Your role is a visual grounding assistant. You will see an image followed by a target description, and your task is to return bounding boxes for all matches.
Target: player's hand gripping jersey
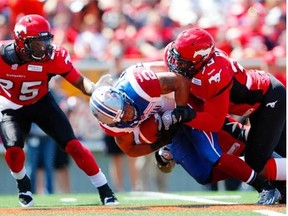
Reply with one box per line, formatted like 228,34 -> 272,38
98,65 -> 175,140
0,41 -> 81,108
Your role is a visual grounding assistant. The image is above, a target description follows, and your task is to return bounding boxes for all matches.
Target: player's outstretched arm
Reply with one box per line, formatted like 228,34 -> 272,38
70,75 -> 95,96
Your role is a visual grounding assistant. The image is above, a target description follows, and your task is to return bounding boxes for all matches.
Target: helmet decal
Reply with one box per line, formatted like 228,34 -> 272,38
14,23 -> 27,36
193,47 -> 213,59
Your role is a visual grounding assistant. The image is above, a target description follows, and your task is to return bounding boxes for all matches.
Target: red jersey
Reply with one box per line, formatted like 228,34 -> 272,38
0,41 -> 81,106
185,49 -> 271,132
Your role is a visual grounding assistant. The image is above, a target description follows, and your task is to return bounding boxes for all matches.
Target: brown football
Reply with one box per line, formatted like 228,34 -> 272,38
139,115 -> 158,144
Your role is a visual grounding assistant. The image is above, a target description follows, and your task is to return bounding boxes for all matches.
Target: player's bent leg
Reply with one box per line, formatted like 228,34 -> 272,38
65,139 -> 119,205
5,147 -> 34,207
214,153 -> 281,205
65,139 -> 100,175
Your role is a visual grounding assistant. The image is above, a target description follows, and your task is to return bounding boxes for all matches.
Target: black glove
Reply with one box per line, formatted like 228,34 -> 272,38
151,122 -> 182,151
158,105 -> 195,131
172,105 -> 196,123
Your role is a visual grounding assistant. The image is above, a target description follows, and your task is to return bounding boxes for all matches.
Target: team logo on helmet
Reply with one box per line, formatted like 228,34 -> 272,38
193,47 -> 213,59
14,24 -> 27,35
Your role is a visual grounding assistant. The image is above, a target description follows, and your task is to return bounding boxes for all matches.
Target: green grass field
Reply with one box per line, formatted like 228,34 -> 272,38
0,191 -> 286,216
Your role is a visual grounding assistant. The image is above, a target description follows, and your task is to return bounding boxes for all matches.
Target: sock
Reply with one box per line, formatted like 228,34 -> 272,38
266,158 -> 286,181
98,183 -> 113,198
65,139 -> 99,176
16,174 -> 32,192
249,174 -> 273,193
89,169 -> 108,188
11,167 -> 27,180
214,153 -> 255,183
5,146 -> 25,173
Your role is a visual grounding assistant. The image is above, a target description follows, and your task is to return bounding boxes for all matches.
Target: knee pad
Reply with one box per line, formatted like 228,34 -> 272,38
5,146 -> 25,172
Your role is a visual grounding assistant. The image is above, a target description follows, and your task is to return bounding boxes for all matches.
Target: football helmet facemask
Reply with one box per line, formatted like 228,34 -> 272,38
90,86 -> 141,128
13,14 -> 54,62
165,28 -> 215,78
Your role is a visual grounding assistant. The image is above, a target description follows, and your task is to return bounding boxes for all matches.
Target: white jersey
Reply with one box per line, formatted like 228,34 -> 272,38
99,65 -> 175,141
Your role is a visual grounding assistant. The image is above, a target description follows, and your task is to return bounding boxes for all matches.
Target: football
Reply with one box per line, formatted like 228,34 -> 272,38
139,115 -> 158,144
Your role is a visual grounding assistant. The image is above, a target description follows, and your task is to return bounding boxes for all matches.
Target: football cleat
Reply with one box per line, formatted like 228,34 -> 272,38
17,175 -> 34,207
98,183 -> 120,206
18,191 -> 34,207
101,194 -> 120,206
273,181 -> 286,204
155,146 -> 175,173
257,187 -> 281,205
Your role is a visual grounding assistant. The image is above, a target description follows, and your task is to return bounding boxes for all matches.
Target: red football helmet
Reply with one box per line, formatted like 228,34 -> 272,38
165,28 -> 215,78
13,14 -> 54,62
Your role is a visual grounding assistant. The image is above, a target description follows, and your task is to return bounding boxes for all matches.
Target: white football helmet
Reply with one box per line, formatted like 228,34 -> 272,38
90,86 -> 141,128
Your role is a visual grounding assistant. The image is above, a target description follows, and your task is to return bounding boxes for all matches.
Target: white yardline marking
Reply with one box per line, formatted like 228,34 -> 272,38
60,197 -> 78,202
254,210 -> 286,216
202,195 -> 241,199
129,191 -> 237,204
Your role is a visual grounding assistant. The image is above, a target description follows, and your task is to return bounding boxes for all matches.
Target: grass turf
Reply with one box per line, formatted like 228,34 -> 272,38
0,191 -> 286,216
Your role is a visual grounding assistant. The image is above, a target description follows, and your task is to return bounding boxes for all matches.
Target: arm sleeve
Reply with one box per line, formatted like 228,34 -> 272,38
186,86 -> 231,132
62,66 -> 81,84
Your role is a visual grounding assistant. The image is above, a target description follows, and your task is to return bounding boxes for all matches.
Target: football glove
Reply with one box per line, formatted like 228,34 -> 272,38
157,105 -> 195,131
93,74 -> 114,90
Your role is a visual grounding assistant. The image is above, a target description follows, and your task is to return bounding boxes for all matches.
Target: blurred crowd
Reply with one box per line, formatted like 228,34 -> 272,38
0,0 -> 286,64
0,0 -> 285,143
0,0 -> 285,194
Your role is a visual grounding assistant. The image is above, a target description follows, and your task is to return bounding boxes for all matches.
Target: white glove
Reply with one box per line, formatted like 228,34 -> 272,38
159,111 -> 178,130
94,74 -> 114,89
154,113 -> 162,131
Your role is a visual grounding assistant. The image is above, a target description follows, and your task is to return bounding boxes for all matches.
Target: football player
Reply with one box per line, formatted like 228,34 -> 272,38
0,14 -> 119,207
90,64 -> 282,205
162,28 -> 286,203
90,63 -> 194,156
